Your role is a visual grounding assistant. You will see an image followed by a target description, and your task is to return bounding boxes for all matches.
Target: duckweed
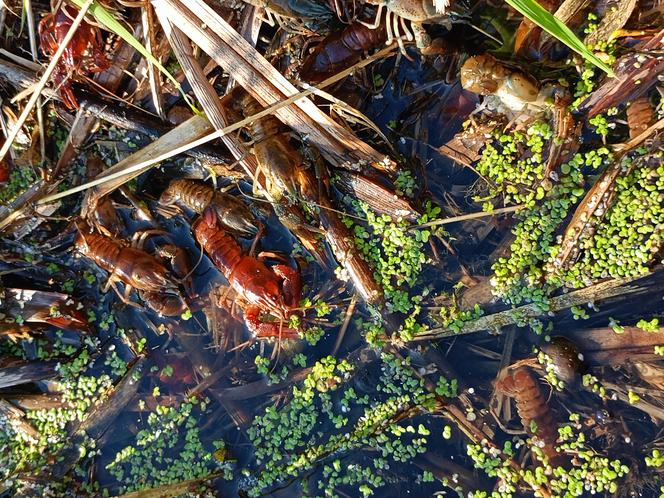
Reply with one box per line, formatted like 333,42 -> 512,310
244,353 -> 442,496
469,414 -> 629,497
563,151 -> 664,287
0,166 -> 37,205
106,397 -> 231,493
475,121 -> 553,207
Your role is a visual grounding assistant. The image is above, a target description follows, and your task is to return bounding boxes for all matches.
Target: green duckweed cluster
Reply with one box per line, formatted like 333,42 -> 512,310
106,396 -> 231,494
476,89 -> 662,315
646,449 -> 664,468
571,14 -> 617,109
0,165 -> 37,205
536,349 -> 565,390
468,413 -> 629,497
638,317 -> 661,332
475,121 -> 554,208
490,148 -> 611,307
394,170 -> 417,198
349,200 -> 436,314
245,353 -> 446,497
467,441 -> 520,497
437,295 -> 485,333
551,414 -> 629,495
562,150 -> 664,287
0,346 -> 113,490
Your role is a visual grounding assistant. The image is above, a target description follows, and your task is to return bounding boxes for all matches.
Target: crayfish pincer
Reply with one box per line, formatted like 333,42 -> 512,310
193,207 -> 302,339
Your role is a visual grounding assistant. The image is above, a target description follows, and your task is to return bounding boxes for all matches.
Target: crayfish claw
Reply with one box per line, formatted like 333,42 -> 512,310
244,306 -> 300,339
271,264 -> 302,307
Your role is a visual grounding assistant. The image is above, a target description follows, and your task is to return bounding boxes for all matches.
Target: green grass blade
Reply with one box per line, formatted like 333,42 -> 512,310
505,0 -> 615,76
68,0 -> 197,110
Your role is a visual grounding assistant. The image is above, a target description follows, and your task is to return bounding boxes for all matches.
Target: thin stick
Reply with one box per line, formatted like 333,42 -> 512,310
36,44 -> 396,206
331,295 -> 357,356
142,0 -> 165,119
409,205 -> 524,230
23,0 -> 46,165
612,117 -> 664,153
0,3 -> 6,40
0,49 -> 44,71
0,98 -> 17,161
0,0 -> 94,164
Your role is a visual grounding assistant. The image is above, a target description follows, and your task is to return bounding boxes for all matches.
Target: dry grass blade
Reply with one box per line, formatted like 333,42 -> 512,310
626,95 -> 655,139
77,115 -> 213,218
335,171 -> 420,221
549,0 -> 590,29
23,0 -> 46,164
583,0 -> 637,47
35,45 -> 396,208
414,273 -> 657,339
158,10 -> 341,271
155,9 -> 258,175
153,0 -> 395,171
411,205 -> 524,229
0,0 -> 94,163
543,99 -> 580,177
110,474 -> 222,498
613,117 -> 664,153
142,0 -> 166,119
0,58 -> 58,101
565,326 -> 664,365
0,399 -> 39,440
297,82 -> 395,155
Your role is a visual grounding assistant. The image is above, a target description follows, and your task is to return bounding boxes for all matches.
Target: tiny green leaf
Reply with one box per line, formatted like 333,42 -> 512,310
504,0 -> 615,76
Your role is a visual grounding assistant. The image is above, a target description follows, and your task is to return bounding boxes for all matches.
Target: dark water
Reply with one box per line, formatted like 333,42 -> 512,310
2,17 -> 664,498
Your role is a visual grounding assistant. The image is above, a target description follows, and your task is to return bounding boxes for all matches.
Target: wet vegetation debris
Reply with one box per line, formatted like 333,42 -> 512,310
0,0 -> 663,496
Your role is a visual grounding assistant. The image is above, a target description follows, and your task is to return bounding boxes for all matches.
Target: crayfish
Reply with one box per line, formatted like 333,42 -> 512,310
460,54 -> 540,112
39,5 -> 109,109
360,0 -> 451,55
233,91 -> 318,205
300,20 -> 387,82
75,228 -> 188,316
496,365 -> 569,467
193,207 -> 301,339
159,179 -> 260,238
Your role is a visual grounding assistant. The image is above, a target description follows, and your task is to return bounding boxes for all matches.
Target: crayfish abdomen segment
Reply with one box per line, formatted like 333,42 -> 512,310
193,209 -> 245,279
75,232 -> 122,274
160,179 -> 260,237
159,179 -> 215,213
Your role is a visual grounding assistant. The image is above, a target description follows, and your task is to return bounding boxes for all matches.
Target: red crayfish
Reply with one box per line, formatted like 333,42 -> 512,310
193,207 -> 301,339
496,366 -> 569,467
39,5 -> 109,109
